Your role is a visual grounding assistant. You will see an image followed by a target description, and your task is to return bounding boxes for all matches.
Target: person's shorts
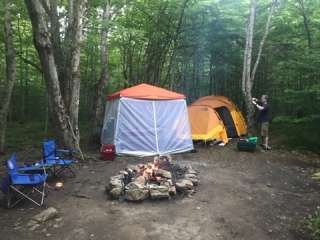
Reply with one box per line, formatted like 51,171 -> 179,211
261,122 -> 269,137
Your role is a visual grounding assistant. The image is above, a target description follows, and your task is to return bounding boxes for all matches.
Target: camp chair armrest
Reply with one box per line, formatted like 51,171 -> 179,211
11,173 -> 37,177
56,149 -> 72,154
56,148 -> 74,158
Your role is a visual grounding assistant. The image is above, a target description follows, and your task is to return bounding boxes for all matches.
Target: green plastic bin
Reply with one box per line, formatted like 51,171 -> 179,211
237,136 -> 257,152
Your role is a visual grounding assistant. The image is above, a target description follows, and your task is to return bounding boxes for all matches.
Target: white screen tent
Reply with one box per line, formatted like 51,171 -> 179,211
101,84 -> 194,157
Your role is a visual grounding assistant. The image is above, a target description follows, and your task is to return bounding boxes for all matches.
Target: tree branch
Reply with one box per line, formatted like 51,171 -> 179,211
250,0 -> 277,84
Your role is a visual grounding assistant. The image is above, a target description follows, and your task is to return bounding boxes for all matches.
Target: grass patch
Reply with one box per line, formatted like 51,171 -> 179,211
301,211 -> 320,240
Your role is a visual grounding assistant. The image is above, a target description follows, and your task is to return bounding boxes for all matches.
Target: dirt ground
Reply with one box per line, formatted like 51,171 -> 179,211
1,142 -> 320,240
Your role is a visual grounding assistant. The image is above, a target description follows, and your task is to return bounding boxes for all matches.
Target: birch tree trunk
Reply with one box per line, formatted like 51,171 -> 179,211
242,0 -> 256,131
24,0 -> 85,157
64,0 -> 87,140
92,0 -> 110,141
0,0 -> 16,153
242,0 -> 276,132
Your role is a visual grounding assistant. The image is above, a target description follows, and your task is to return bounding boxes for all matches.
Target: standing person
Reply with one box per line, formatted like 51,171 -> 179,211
252,95 -> 271,150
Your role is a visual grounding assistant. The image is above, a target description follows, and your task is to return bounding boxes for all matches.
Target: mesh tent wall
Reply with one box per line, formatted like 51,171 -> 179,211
188,96 -> 247,142
101,84 -> 194,156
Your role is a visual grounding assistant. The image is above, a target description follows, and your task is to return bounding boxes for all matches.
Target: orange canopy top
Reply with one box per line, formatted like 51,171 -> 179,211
107,83 -> 185,100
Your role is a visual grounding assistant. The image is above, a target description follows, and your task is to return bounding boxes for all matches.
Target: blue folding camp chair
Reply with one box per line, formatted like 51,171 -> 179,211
1,154 -> 47,208
42,140 -> 76,177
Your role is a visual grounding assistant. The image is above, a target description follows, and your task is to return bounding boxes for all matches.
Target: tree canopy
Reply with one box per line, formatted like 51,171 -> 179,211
0,0 -> 320,151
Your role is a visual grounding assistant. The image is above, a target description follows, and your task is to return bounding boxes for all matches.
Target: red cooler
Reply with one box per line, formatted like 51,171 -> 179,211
100,144 -> 116,161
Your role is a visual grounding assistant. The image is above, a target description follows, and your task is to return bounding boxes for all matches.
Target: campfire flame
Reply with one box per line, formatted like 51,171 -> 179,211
137,155 -> 171,182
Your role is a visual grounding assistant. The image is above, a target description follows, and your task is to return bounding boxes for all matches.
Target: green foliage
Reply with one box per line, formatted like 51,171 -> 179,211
271,121 -> 320,153
304,211 -> 320,240
273,115 -> 320,124
1,0 -> 320,152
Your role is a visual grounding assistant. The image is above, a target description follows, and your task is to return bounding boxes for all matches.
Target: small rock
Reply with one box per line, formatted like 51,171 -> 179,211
184,174 -> 199,186
32,207 -> 58,223
279,215 -> 287,220
109,187 -> 123,199
154,169 -> 172,179
29,223 -> 41,231
46,233 -> 51,237
55,217 -> 63,222
109,175 -> 124,189
266,183 -> 272,188
196,206 -> 201,210
125,182 -> 149,201
14,222 -> 20,227
168,185 -> 176,195
175,179 -> 194,192
149,184 -> 170,199
27,220 -> 37,227
134,176 -> 146,185
53,224 -> 59,228
186,168 -> 197,175
119,170 -> 128,176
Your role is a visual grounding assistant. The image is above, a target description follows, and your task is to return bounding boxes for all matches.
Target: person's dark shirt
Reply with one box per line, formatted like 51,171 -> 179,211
257,103 -> 270,123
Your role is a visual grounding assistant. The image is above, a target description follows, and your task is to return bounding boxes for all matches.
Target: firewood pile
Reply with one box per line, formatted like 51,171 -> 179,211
106,155 -> 199,201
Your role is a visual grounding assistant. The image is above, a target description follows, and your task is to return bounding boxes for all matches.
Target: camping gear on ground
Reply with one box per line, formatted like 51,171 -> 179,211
188,96 -> 247,144
1,154 -> 47,208
101,83 -> 194,157
41,140 -> 75,177
100,144 -> 116,161
237,136 -> 257,152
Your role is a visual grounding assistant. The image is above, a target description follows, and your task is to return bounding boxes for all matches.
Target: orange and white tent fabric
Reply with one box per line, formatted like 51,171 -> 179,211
188,96 -> 247,143
102,84 -> 193,156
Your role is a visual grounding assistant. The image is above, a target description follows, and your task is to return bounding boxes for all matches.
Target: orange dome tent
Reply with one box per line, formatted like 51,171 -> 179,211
188,96 -> 247,143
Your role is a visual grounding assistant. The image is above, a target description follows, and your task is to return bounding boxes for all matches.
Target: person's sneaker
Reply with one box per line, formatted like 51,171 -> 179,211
261,144 -> 271,150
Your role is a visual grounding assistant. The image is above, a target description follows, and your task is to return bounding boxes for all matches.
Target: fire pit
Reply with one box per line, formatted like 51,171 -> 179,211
107,155 -> 199,201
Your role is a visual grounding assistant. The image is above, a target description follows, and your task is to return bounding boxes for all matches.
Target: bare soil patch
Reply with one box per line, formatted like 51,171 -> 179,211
0,142 -> 320,240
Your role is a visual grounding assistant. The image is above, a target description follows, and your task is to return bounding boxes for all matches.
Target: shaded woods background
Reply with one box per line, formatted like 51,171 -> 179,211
0,0 -> 319,151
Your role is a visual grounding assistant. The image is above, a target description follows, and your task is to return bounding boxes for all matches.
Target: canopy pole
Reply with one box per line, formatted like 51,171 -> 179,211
114,99 -> 122,150
152,101 -> 160,154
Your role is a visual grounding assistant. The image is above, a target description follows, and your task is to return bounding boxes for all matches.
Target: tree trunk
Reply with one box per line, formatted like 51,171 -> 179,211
251,0 -> 276,83
165,0 -> 189,89
242,0 -> 276,132
297,0 -> 312,49
64,0 -> 87,140
242,0 -> 256,131
24,0 -> 83,157
92,0 -> 110,141
0,0 -> 16,153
